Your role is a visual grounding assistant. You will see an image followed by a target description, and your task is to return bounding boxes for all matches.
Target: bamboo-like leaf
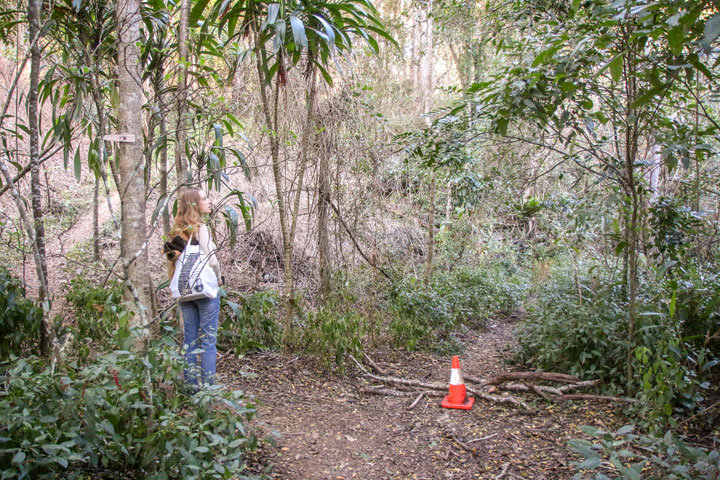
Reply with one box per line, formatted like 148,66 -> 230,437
73,148 -> 81,181
190,0 -> 211,27
290,15 -> 307,48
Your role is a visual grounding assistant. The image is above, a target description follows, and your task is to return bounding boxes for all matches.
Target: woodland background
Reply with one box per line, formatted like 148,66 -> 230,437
0,0 -> 719,477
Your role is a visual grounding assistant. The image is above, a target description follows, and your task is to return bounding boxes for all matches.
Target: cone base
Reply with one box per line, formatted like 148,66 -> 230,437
441,395 -> 475,410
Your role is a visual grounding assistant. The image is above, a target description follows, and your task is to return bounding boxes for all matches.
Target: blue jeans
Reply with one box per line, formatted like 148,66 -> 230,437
180,296 -> 220,387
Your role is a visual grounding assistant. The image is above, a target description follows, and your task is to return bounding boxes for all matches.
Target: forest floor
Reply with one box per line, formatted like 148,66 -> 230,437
223,320 -> 626,480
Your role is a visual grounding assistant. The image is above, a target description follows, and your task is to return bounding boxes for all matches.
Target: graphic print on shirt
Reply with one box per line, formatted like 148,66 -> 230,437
178,252 -> 200,294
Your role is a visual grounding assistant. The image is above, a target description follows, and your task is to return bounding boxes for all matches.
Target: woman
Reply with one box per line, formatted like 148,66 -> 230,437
167,188 -> 222,387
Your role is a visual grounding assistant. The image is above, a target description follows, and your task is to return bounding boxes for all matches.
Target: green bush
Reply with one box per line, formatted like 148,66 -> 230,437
571,424 -> 719,479
299,301 -> 366,370
515,258 -> 717,428
388,266 -> 524,351
66,277 -> 129,357
514,269 -> 629,386
220,290 -> 281,353
0,268 -> 42,358
0,331 -> 258,480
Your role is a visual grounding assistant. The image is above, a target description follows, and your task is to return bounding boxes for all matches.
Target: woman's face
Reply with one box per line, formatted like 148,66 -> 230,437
197,191 -> 211,214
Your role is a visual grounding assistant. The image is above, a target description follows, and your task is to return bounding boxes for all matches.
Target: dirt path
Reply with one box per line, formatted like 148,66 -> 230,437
22,190 -> 119,317
223,321 -> 623,479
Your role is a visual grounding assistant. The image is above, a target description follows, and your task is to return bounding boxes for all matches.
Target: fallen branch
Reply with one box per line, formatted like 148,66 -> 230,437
350,355 -> 530,410
359,387 -> 441,398
478,372 -> 582,387
500,379 -> 602,396
363,352 -> 388,376
551,393 -> 637,404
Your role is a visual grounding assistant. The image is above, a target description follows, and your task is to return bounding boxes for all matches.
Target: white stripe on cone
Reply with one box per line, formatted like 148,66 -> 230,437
449,368 -> 463,385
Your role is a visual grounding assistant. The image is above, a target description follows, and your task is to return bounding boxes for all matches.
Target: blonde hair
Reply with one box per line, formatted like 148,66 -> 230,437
171,188 -> 204,239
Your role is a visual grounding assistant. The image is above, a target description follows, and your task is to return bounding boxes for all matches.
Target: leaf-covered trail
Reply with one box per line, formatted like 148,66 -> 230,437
222,320 -> 623,479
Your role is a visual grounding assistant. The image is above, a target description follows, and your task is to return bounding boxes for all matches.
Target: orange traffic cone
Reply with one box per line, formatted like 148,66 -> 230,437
441,355 -> 475,410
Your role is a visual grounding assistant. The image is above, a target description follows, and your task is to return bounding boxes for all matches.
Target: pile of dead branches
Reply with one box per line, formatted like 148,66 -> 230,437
351,355 -> 636,412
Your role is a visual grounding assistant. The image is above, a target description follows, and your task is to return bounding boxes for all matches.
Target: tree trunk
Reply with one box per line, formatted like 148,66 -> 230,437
93,176 -> 101,260
318,142 -> 331,297
623,38 -> 640,392
424,171 -> 436,285
116,0 -> 151,326
158,86 -> 170,235
175,0 -> 190,189
29,0 -> 51,356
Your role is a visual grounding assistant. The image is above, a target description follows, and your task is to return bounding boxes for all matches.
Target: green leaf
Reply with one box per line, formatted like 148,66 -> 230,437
532,43 -> 562,67
189,0 -> 211,27
615,424 -> 634,435
496,117 -> 508,136
609,54 -> 623,82
576,457 -> 601,469
315,62 -> 333,87
669,290 -> 676,318
11,451 -> 26,464
630,84 -> 667,109
73,148 -> 81,181
290,15 -> 307,49
667,26 -> 684,56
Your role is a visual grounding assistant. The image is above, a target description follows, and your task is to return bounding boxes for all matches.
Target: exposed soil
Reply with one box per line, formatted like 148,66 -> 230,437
222,320 -> 625,480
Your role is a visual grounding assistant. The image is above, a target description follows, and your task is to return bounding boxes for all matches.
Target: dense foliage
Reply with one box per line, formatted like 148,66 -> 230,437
0,334 -> 257,480
0,268 -> 42,358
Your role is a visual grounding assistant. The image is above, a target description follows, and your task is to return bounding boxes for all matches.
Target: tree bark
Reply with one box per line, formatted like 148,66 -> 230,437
424,171 -> 436,285
93,176 -> 101,260
29,0 -> 51,356
318,134 -> 331,297
175,0 -> 190,190
116,0 -> 151,326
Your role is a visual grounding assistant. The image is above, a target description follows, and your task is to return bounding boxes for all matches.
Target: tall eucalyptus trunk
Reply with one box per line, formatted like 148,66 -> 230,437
175,0 -> 190,189
29,0 -> 51,355
116,0 -> 151,326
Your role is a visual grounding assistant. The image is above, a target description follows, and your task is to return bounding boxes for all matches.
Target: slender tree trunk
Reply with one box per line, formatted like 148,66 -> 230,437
252,21 -> 292,312
175,0 -> 190,189
93,176 -> 101,260
422,0 -> 435,285
29,0 -> 51,356
158,84 -> 170,235
116,0 -> 151,326
289,63 -> 318,266
624,37 -> 640,391
318,143 -> 331,297
424,171 -> 436,285
89,68 -> 119,229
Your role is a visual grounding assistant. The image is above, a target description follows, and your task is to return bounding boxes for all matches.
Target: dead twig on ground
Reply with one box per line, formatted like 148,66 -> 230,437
408,392 -> 425,410
467,433 -> 498,443
363,352 -> 388,375
495,463 -> 510,479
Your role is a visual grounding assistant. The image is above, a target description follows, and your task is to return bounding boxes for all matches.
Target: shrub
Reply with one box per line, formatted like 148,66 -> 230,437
571,424 -> 720,479
388,266 -> 524,351
514,268 -> 629,386
0,331 -> 258,480
66,277 -> 129,358
0,267 -> 42,358
220,290 -> 281,353
515,257 -> 718,428
299,301 -> 366,370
